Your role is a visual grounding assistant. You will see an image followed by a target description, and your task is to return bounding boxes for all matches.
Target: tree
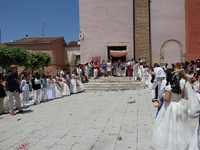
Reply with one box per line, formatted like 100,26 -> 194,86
27,51 -> 51,70
10,47 -> 29,67
0,46 -> 51,71
24,51 -> 51,70
0,46 -> 12,69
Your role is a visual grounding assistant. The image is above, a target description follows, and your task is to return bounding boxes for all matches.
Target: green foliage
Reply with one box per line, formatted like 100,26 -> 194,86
0,46 -> 51,70
10,47 -> 29,66
0,46 -> 12,69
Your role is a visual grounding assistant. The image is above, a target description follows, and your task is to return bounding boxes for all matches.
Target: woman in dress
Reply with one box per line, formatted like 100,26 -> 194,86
112,60 -> 117,76
126,59 -> 131,77
137,62 -> 143,81
52,75 -> 62,98
93,61 -> 99,79
121,61 -> 126,77
61,75 -> 70,96
44,75 -> 55,101
87,62 -> 93,79
150,70 -> 192,150
116,59 -> 122,76
100,60 -> 107,77
106,60 -> 112,77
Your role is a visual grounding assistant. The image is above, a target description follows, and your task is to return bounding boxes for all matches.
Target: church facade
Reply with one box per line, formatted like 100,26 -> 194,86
79,0 -> 200,66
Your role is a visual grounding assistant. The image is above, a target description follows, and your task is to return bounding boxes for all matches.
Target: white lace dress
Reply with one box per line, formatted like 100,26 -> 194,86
150,82 -> 192,150
70,74 -> 78,94
76,77 -> 85,93
44,78 -> 55,100
116,63 -> 122,76
188,92 -> 200,150
61,78 -> 70,96
53,79 -> 62,98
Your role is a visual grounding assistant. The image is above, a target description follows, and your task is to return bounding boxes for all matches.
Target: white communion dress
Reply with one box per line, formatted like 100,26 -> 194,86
188,93 -> 200,150
76,76 -> 85,93
70,74 -> 85,93
53,79 -> 62,98
61,78 -> 70,96
44,78 -> 55,100
70,74 -> 78,94
150,80 -> 192,150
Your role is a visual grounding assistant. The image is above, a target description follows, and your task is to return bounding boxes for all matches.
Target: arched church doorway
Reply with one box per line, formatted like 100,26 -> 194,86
160,39 -> 184,67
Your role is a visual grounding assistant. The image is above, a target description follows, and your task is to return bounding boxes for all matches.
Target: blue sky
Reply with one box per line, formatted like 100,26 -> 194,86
0,0 -> 79,43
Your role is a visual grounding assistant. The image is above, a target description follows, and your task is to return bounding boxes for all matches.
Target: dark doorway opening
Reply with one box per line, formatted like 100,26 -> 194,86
107,46 -> 127,63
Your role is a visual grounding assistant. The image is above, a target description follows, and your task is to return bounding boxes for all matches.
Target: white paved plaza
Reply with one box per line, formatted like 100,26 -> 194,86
0,89 -> 197,150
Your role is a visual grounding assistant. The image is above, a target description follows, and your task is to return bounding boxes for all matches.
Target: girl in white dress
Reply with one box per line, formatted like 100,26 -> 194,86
61,75 -> 70,96
70,72 -> 78,94
188,92 -> 200,150
76,76 -> 85,93
150,70 -> 192,150
188,70 -> 200,150
52,75 -> 62,98
44,76 -> 55,100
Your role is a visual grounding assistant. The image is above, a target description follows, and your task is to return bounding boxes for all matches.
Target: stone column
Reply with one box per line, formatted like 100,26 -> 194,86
134,0 -> 151,64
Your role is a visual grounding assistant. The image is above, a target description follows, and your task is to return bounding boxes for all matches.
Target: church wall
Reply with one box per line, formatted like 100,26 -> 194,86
150,0 -> 185,66
79,0 -> 134,64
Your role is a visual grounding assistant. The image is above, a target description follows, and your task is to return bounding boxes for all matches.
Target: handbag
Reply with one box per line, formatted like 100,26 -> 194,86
198,114 -> 200,149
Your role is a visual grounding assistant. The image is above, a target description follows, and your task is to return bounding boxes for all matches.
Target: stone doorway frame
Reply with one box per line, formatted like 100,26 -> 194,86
160,39 -> 184,66
104,42 -> 130,61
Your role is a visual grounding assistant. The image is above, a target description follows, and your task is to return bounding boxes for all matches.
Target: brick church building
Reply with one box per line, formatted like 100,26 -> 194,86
79,0 -> 200,66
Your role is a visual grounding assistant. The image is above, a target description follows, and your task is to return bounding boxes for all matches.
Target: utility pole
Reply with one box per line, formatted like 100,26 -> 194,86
42,19 -> 45,36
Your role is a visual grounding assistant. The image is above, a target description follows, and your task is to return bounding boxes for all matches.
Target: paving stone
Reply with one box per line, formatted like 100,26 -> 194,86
49,144 -> 71,150
92,142 -> 115,150
121,125 -> 137,134
77,134 -> 98,145
97,133 -> 118,143
115,141 -> 137,150
36,136 -> 60,147
56,135 -> 79,146
71,143 -> 94,150
118,132 -> 137,142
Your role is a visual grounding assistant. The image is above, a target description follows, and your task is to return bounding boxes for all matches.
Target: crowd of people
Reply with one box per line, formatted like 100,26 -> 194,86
0,65 -> 85,116
82,58 -> 146,79
146,59 -> 200,150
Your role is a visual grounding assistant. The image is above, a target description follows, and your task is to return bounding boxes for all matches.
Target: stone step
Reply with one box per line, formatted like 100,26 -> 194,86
86,80 -> 137,83
84,86 -> 145,92
83,77 -> 146,92
84,84 -> 146,88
